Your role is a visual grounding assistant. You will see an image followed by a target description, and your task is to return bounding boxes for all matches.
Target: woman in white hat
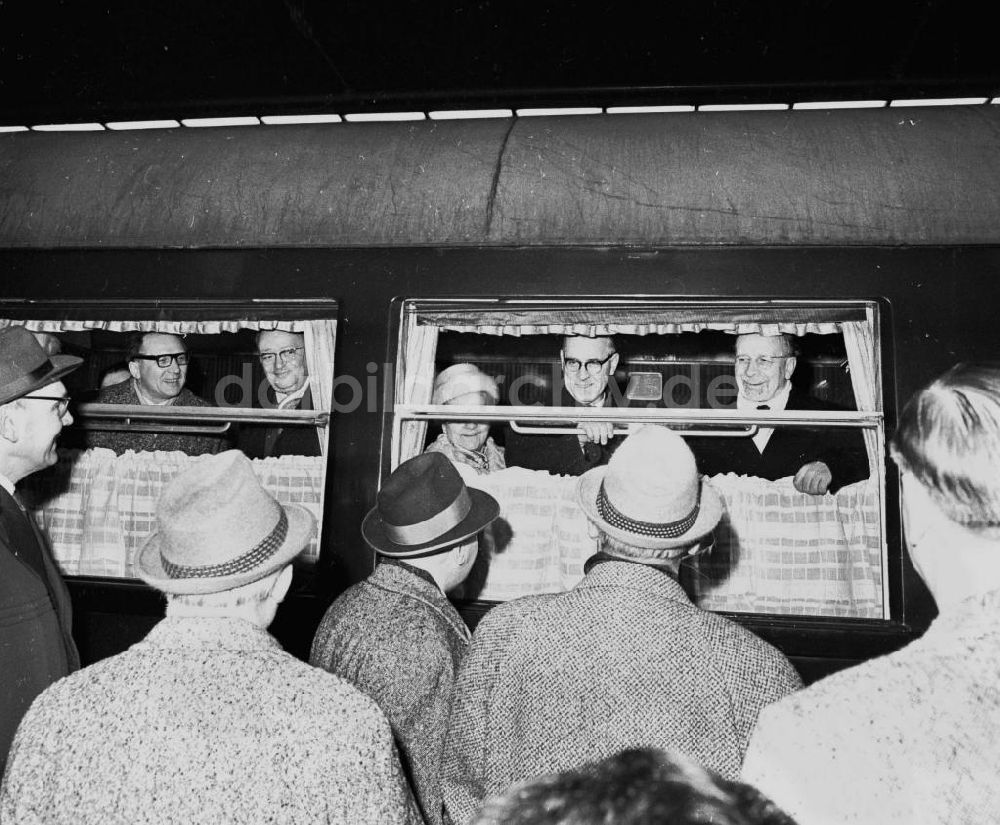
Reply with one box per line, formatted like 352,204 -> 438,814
425,363 -> 506,475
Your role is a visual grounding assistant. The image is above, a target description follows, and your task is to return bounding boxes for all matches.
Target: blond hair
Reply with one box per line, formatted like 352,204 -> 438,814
891,362 -> 1000,534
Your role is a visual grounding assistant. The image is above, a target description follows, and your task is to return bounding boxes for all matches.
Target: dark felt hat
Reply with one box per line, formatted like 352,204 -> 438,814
362,452 -> 500,557
0,326 -> 82,406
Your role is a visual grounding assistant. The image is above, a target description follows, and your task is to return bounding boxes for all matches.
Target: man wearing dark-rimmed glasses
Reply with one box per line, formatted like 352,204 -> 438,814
505,334 -> 625,476
89,332 -> 222,456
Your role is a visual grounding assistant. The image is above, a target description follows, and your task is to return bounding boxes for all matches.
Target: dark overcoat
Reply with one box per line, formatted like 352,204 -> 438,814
0,484 -> 78,774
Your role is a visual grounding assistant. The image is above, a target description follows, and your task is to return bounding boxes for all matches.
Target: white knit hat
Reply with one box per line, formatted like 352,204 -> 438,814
577,426 -> 722,559
432,363 -> 499,405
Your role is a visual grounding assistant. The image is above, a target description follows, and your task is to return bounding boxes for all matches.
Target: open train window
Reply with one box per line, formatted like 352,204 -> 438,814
388,298 -> 888,621
4,302 -> 336,581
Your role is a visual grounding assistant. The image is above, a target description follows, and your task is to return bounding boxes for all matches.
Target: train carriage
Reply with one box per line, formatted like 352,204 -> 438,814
2,103 -> 999,678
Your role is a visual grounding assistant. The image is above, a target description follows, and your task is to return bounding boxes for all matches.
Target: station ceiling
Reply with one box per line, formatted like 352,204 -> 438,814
0,0 -> 996,125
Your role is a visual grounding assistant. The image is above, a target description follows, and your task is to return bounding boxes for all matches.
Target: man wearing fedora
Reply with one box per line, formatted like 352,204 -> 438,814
310,452 -> 499,825
0,325 -> 82,773
441,426 -> 802,825
1,451 -> 422,825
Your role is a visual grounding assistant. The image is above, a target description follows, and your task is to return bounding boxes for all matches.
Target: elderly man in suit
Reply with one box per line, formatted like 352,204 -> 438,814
240,329 -> 322,458
441,426 -> 802,825
0,326 -> 81,773
505,334 -> 625,476
1,451 -> 421,825
742,362 -> 1000,824
311,452 -> 500,825
693,332 -> 869,495
88,331 -> 223,455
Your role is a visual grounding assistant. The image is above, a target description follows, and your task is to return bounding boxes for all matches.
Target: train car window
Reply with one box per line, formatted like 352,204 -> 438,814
4,311 -> 336,581
389,298 -> 887,621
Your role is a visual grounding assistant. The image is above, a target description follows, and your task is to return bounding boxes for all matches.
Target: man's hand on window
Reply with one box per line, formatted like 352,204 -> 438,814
794,461 -> 833,495
577,421 -> 615,446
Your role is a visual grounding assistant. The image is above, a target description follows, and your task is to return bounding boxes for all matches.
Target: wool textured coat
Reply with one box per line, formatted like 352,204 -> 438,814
310,562 -> 471,825
87,380 -> 224,455
0,616 -> 423,825
689,388 -> 870,493
440,560 -> 803,825
742,587 -> 1000,825
0,486 -> 78,774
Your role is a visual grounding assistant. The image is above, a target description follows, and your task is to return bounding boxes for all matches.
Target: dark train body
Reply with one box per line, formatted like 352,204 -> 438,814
2,104 -> 999,680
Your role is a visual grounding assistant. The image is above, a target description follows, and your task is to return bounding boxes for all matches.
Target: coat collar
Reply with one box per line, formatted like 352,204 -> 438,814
369,561 -> 470,641
574,558 -> 693,605
144,616 -> 283,653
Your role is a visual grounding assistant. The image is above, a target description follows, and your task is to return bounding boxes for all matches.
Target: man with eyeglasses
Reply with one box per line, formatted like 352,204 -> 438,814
89,332 -> 223,456
240,330 -> 321,458
693,332 -> 868,495
505,335 -> 625,476
0,326 -> 82,772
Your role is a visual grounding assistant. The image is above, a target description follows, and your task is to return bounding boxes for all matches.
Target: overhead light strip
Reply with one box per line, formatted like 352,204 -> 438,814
889,97 -> 989,107
792,100 -> 887,110
344,112 -> 425,122
515,107 -> 603,117
181,116 -> 260,127
105,120 -> 181,130
0,125 -> 30,133
261,114 -> 342,124
31,123 -> 105,132
606,105 -> 695,114
698,103 -> 789,112
429,109 -> 513,120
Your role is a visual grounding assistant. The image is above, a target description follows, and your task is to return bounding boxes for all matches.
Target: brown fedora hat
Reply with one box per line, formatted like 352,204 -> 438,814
0,326 -> 82,406
137,450 -> 316,595
362,452 -> 499,557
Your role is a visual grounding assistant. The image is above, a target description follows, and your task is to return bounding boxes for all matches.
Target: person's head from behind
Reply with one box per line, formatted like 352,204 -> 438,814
561,335 -> 619,406
137,450 -> 316,627
577,425 -> 722,573
432,364 -> 500,455
734,333 -> 797,405
127,332 -> 189,403
362,451 -> 500,593
0,326 -> 81,482
257,330 -> 308,396
890,362 -> 1000,602
472,748 -> 798,825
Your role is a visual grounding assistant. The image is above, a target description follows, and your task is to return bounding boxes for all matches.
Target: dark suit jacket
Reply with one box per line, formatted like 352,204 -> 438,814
504,387 -> 626,476
0,485 -> 78,772
239,386 -> 322,459
689,388 -> 870,493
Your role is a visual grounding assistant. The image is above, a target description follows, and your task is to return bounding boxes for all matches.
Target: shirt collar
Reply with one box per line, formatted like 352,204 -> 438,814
275,383 -> 309,409
0,472 -> 15,497
737,381 -> 792,412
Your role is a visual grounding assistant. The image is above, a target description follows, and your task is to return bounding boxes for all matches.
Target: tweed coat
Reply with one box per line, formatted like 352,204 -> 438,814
310,562 -> 471,825
87,380 -> 224,455
689,389 -> 870,493
0,486 -> 78,774
742,587 -> 1000,825
440,560 -> 802,825
0,616 -> 423,825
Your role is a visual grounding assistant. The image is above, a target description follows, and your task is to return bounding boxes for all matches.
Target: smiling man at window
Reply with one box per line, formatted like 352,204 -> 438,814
692,333 -> 869,495
88,332 -> 223,456
239,330 -> 321,458
504,335 -> 625,476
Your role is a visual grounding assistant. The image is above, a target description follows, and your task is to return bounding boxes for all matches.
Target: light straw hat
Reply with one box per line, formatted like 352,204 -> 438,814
432,363 -> 499,405
137,451 -> 316,595
577,426 -> 722,560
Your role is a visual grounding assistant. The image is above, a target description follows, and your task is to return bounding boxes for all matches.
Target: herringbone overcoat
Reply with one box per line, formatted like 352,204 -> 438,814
440,560 -> 802,825
311,562 -> 470,825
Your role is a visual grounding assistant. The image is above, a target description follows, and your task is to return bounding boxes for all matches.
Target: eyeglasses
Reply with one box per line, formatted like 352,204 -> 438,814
563,353 -> 616,376
23,395 -> 71,417
259,346 -> 305,366
735,355 -> 790,370
133,352 -> 190,368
